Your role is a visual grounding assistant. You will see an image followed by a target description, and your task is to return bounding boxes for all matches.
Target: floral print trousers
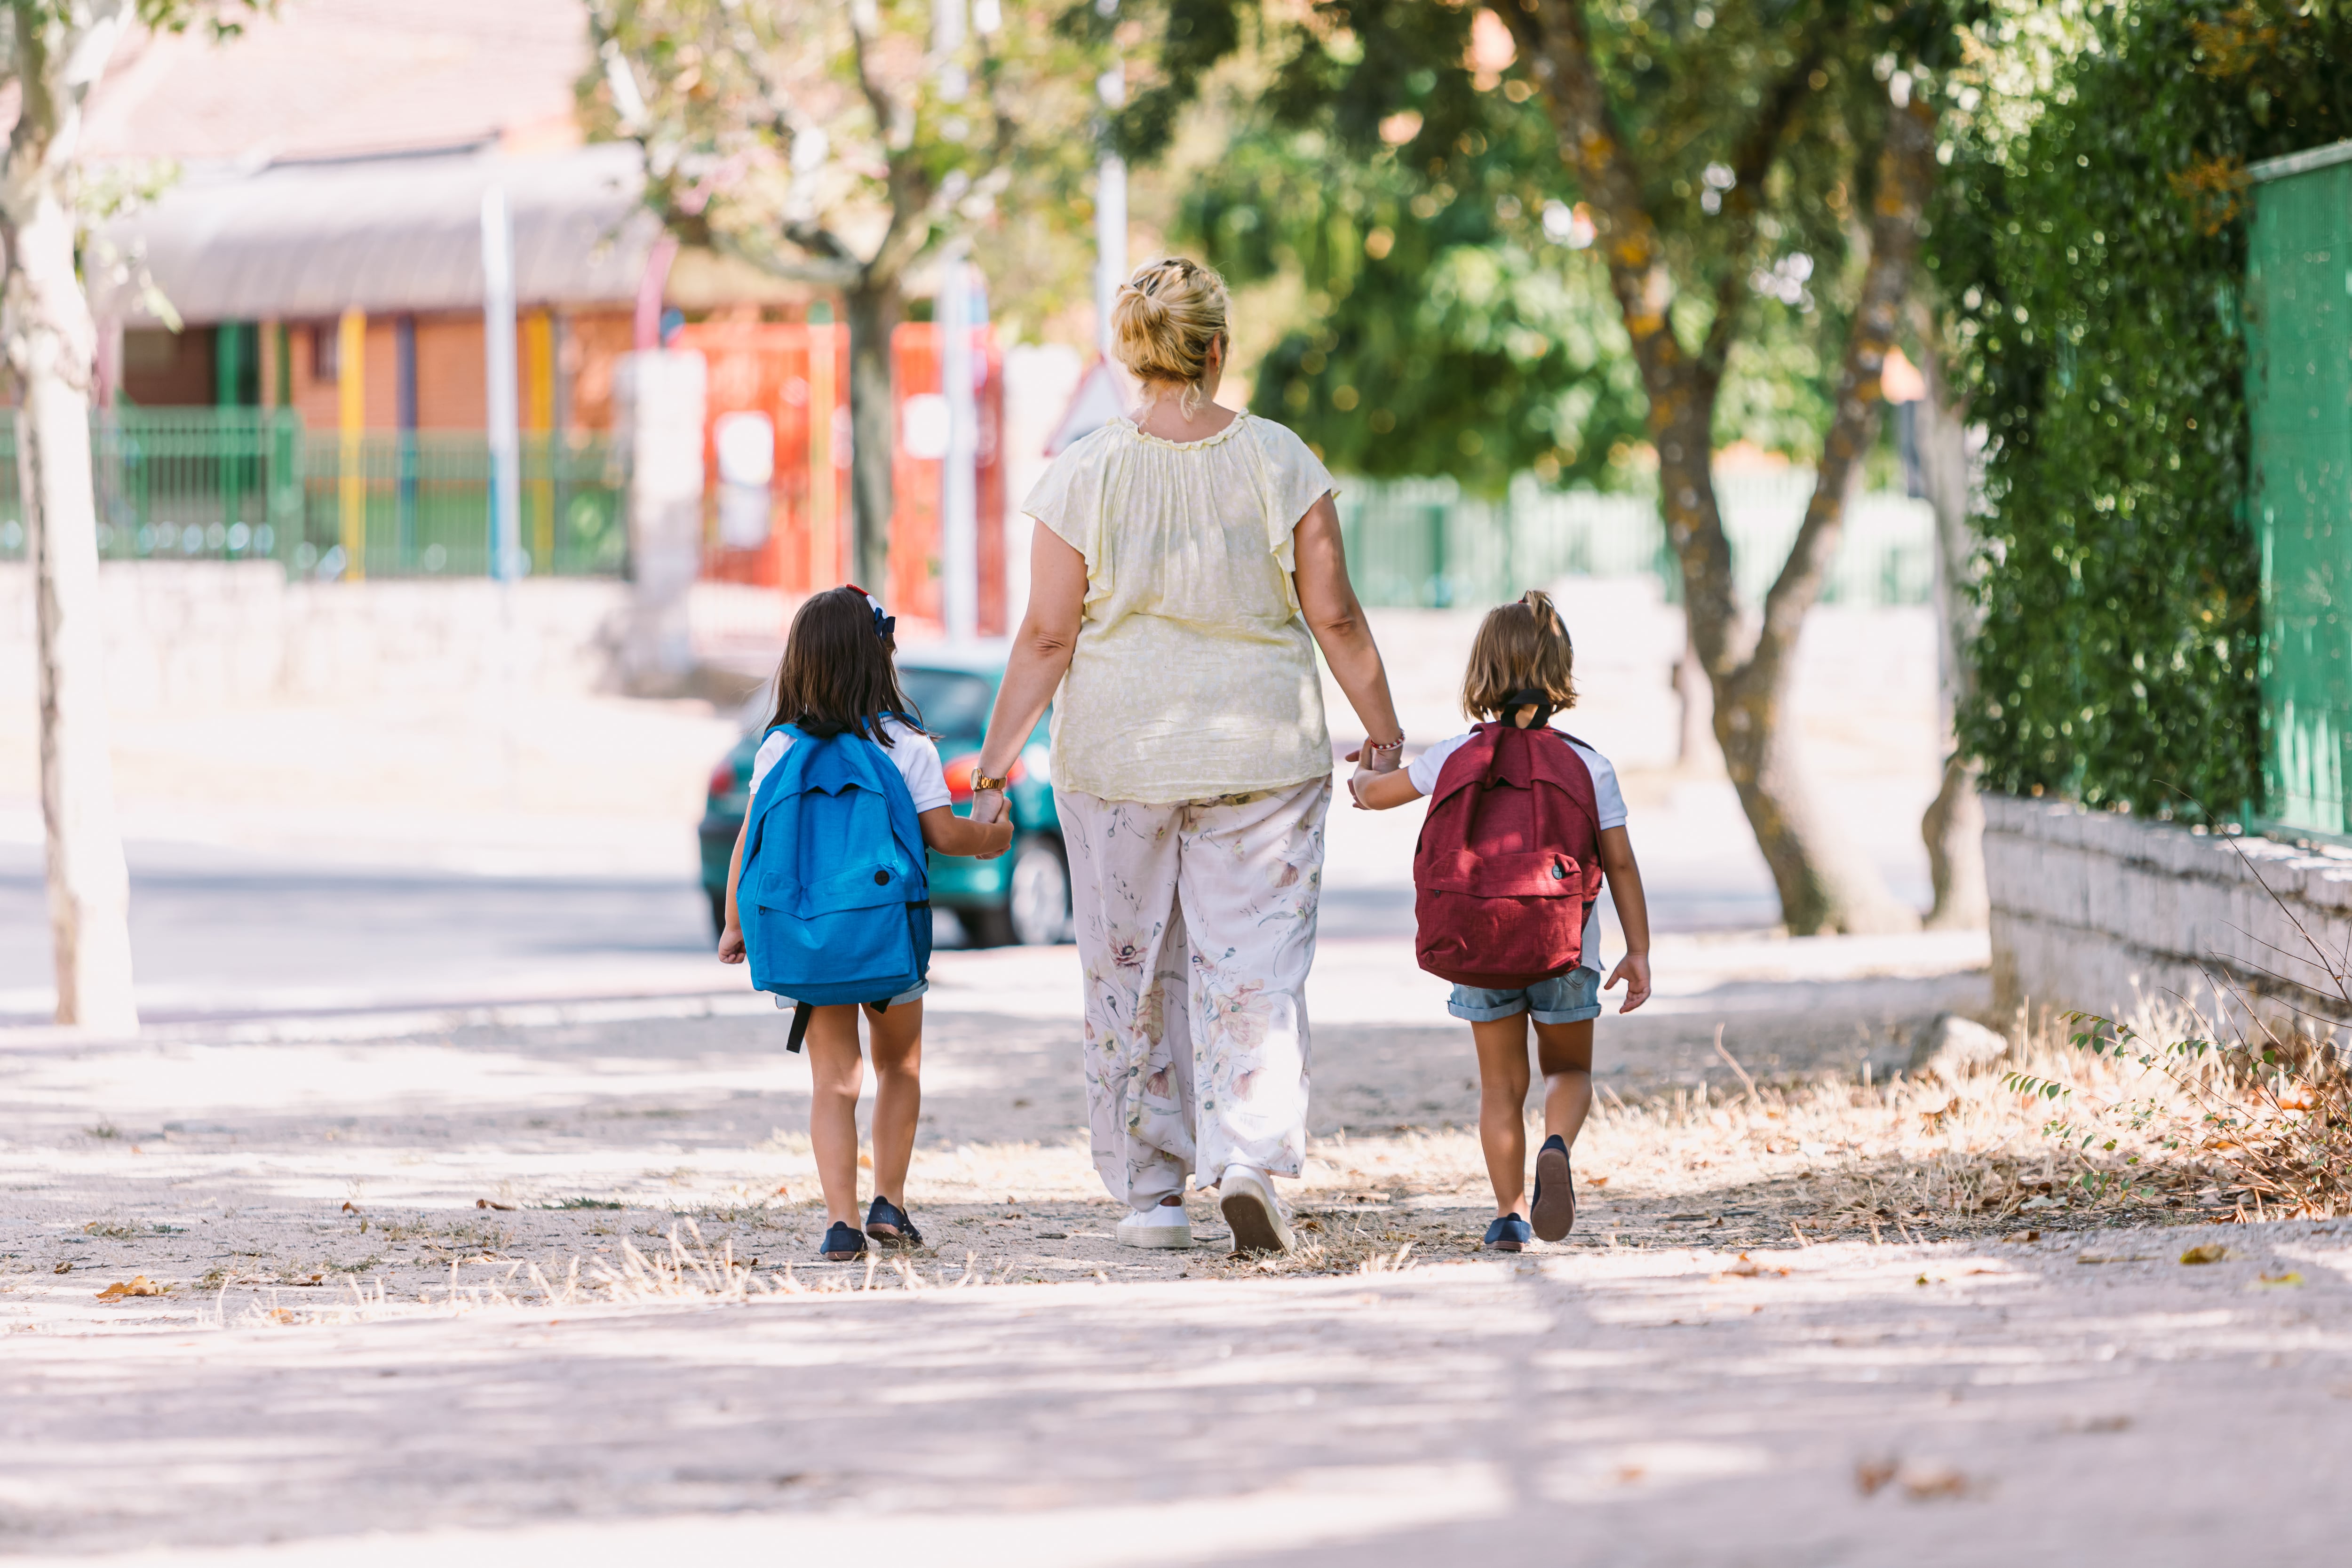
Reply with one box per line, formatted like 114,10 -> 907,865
1056,777 -> 1332,1209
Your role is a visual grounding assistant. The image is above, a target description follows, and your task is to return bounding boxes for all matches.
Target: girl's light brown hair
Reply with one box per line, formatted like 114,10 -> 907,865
1462,589 -> 1576,723
768,585 -> 923,746
1111,256 -> 1229,417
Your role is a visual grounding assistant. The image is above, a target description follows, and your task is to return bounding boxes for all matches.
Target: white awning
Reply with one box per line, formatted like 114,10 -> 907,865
92,143 -> 665,324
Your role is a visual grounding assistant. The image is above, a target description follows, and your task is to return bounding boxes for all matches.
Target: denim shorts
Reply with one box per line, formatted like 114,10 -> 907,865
772,978 -> 929,1011
1447,966 -> 1602,1025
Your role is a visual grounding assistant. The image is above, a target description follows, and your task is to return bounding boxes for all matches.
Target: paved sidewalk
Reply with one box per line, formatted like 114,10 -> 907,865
1,1225 -> 2346,1563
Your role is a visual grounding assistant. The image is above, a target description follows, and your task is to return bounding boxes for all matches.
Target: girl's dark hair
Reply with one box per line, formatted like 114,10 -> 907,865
768,585 -> 922,745
1462,589 -> 1576,721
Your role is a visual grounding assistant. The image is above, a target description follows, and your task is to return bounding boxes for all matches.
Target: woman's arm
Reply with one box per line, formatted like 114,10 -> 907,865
1596,824 -> 1652,1012
969,524 -> 1088,826
1293,494 -> 1404,804
920,805 -> 1014,858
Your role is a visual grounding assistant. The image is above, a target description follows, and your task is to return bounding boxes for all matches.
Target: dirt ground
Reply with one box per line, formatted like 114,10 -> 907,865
4,958 -> 2351,1563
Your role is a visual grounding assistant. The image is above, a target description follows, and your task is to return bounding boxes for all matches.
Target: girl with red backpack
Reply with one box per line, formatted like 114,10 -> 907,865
1354,590 -> 1652,1251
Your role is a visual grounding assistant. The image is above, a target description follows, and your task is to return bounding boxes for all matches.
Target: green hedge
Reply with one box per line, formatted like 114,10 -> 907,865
1946,3 -> 2352,821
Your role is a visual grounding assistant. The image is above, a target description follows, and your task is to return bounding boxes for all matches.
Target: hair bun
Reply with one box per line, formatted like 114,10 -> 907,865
1109,257 -> 1230,415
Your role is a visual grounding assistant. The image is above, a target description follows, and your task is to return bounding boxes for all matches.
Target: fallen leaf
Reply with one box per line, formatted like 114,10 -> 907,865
476,1198 -> 516,1211
2002,1229 -> 2040,1244
2180,1244 -> 2228,1266
2255,1272 -> 2304,1289
1585,1175 -> 1610,1189
858,1153 -> 874,1170
95,1275 -> 166,1301
1915,1274 -> 1931,1286
1611,1464 -> 1645,1485
1901,1465 -> 1971,1500
341,1201 -> 356,1212
1854,1458 -> 1899,1497
771,1183 -> 791,1198
1711,1253 -> 1789,1281
52,1261 -> 71,1275
2063,1415 -> 2131,1433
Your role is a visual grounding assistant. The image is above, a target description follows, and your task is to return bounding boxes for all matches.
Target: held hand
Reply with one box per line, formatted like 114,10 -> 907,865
717,924 -> 746,964
969,787 -> 1008,826
976,819 -> 1014,860
1605,951 -> 1651,1013
1346,762 -> 1376,810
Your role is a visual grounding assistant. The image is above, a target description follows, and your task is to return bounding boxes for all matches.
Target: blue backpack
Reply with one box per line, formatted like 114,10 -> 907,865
739,722 -> 933,1052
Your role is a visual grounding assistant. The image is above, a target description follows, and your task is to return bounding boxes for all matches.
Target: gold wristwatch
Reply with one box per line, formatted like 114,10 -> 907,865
971,770 -> 1010,792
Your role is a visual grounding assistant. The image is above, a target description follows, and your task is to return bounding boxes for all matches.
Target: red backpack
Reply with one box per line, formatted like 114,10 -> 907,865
1413,722 -> 1603,988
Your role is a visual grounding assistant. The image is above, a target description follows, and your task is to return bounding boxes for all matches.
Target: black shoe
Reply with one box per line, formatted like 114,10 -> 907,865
1532,1135 -> 1575,1242
1484,1212 -> 1533,1251
818,1221 -> 868,1262
865,1196 -> 923,1249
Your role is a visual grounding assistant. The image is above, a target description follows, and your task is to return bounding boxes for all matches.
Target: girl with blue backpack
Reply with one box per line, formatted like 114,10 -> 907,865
1354,591 -> 1653,1252
717,586 -> 1012,1262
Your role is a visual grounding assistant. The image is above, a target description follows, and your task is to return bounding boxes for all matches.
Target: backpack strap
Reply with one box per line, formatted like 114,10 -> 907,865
786,1000 -> 812,1055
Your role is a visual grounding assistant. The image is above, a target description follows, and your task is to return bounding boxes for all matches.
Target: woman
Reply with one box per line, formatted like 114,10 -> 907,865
967,257 -> 1405,1255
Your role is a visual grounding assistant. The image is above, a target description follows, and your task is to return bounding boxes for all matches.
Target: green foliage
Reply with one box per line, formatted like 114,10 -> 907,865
1180,117 -> 1648,490
1143,0 -> 1957,488
1943,1 -> 2352,819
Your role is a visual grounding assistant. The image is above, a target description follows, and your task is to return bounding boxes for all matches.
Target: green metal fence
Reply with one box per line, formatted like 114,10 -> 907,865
0,408 -> 626,579
1335,469 -> 1936,610
2248,142 -> 2352,839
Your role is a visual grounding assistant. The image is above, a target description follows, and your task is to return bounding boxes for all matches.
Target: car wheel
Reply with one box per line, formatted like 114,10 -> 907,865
1007,833 -> 1072,946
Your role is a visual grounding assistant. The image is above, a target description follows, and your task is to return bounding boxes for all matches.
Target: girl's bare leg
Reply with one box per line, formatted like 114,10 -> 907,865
1534,1018 -> 1595,1148
1471,1016 -> 1536,1218
802,1003 -> 866,1227
863,1000 -> 924,1211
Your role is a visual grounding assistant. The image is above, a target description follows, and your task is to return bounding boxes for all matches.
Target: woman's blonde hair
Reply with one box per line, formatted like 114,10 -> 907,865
1111,256 -> 1229,417
1462,589 -> 1577,722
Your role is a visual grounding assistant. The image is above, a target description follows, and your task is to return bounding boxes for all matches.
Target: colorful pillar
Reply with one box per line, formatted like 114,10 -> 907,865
807,310 -> 838,591
337,307 -> 366,579
523,308 -> 556,573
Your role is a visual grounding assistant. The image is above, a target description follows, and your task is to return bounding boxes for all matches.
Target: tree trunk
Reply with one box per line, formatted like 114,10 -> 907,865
4,0 -> 138,1031
1915,310 -> 1987,929
842,277 -> 898,596
1671,624 -> 1713,771
1513,0 -> 1929,935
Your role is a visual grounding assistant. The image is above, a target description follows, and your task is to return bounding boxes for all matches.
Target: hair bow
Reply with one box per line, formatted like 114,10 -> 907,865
845,583 -> 896,641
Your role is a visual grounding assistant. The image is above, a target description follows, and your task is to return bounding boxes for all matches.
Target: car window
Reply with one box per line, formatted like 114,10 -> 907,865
900,669 -> 994,742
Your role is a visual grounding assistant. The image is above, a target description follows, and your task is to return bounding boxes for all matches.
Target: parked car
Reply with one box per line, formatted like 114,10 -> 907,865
697,644 -> 1071,947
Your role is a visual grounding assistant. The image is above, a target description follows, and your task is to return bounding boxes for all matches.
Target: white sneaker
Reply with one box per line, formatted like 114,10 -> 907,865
1116,1200 -> 1194,1250
1218,1165 -> 1294,1256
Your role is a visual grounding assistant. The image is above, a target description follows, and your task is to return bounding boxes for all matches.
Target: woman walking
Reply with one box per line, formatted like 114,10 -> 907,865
967,257 -> 1405,1254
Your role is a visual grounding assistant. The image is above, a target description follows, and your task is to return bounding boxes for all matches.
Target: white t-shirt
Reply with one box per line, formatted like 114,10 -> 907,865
748,716 -> 952,814
1405,725 -> 1625,978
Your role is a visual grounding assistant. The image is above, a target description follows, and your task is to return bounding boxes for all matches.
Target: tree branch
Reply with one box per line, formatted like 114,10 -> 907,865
1502,0 -> 1688,397
1696,33 -> 1834,389
1501,0 -> 1741,672
1753,93 -> 1936,672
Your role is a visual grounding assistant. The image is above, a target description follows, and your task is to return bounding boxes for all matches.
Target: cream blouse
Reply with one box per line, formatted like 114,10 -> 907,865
1023,412 -> 1338,804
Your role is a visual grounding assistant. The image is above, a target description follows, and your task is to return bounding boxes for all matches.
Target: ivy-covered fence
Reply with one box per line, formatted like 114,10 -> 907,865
1942,2 -> 2352,823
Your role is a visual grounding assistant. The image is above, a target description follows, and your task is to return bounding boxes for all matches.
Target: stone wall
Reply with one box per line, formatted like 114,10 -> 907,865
1985,792 -> 2352,1036
0,562 -> 731,716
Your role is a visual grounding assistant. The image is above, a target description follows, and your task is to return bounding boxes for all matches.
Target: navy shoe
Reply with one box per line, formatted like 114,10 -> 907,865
1485,1212 -> 1534,1251
818,1221 -> 868,1262
865,1196 -> 923,1249
1532,1134 -> 1575,1242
